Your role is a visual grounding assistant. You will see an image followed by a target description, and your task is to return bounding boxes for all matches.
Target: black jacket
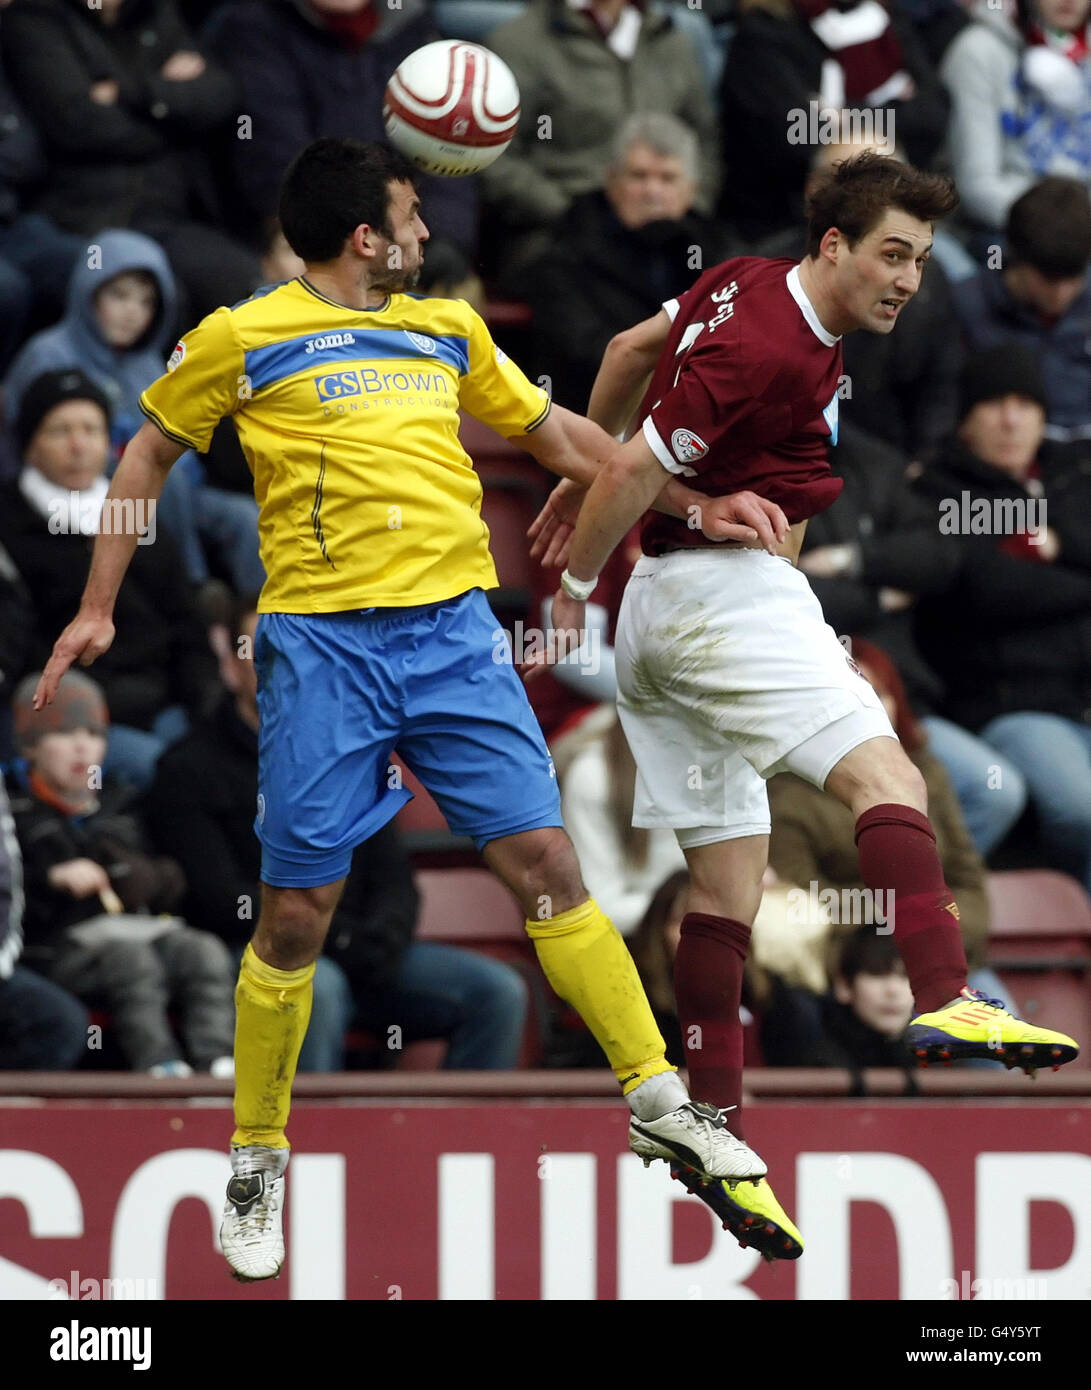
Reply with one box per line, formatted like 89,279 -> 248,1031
719,6 -> 948,239
527,190 -> 728,410
801,420 -> 960,711
756,227 -> 961,460
7,769 -> 185,959
0,481 -> 216,730
0,44 -> 47,226
3,0 -> 237,233
146,696 -> 419,986
911,440 -> 1091,730
207,0 -> 478,251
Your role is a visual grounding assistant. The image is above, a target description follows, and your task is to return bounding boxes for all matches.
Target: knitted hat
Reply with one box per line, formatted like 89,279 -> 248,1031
14,368 -> 111,454
11,671 -> 109,753
958,345 -> 1049,420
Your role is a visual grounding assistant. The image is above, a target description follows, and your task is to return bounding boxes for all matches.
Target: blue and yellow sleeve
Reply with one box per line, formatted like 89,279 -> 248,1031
457,307 -> 550,439
140,306 -> 245,453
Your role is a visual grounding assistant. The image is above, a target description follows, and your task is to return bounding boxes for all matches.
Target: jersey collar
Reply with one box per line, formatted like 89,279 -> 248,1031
786,264 -> 841,347
298,277 -> 391,314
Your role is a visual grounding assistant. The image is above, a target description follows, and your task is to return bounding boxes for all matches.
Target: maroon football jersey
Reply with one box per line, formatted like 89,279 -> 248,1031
639,256 -> 846,555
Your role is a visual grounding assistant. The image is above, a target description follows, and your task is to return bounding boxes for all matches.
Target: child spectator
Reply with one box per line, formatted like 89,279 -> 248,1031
3,230 -> 264,594
941,0 -> 1091,232
6,671 -> 235,1075
761,926 -> 917,1073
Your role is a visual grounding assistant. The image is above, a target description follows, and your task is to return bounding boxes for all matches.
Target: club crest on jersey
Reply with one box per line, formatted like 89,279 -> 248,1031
167,341 -> 185,371
407,331 -> 436,354
671,428 -> 708,464
822,392 -> 839,445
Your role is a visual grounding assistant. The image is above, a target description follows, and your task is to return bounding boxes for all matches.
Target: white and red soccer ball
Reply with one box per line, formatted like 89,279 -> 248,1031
383,39 -> 520,177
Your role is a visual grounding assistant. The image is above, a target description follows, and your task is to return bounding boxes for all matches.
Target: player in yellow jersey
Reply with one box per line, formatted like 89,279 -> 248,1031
35,139 -> 793,1280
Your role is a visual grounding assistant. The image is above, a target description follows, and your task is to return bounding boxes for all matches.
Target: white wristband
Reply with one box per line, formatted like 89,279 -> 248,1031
560,568 -> 597,602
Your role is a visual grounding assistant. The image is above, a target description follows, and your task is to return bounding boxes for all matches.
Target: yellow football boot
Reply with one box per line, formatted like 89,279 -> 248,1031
669,1160 -> 804,1261
906,986 -> 1079,1075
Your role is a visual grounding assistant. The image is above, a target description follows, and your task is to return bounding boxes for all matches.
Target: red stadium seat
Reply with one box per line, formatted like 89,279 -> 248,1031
985,871 -> 1091,1065
416,868 -> 528,944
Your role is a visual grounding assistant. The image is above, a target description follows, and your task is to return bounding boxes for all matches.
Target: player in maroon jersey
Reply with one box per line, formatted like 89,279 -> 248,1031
534,153 -> 1079,1260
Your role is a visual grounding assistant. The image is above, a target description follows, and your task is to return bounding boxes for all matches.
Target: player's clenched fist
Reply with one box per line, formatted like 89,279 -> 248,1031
33,613 -> 116,710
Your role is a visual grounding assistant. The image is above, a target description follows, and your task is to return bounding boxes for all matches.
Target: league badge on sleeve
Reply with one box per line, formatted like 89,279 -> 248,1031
671,428 -> 709,464
167,341 -> 186,372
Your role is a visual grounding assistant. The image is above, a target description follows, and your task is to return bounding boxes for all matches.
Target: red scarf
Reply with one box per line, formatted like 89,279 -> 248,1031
1026,20 -> 1091,63
794,0 -> 909,104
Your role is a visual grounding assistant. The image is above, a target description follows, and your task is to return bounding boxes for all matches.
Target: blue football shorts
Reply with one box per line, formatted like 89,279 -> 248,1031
253,588 -> 562,886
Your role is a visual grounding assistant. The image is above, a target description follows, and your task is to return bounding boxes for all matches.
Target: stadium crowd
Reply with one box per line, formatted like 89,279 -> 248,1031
1,0 -> 1090,1077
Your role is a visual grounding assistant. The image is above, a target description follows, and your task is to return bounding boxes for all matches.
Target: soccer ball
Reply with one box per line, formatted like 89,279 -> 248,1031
383,39 -> 521,178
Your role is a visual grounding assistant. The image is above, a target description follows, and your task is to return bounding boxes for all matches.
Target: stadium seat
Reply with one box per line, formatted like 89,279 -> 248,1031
416,868 -> 528,943
480,483 -> 540,592
390,754 -> 478,865
985,870 -> 1091,1066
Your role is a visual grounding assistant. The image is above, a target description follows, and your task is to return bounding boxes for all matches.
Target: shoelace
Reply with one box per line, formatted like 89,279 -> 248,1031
682,1103 -> 752,1155
233,1182 -> 280,1246
961,987 -> 1006,1011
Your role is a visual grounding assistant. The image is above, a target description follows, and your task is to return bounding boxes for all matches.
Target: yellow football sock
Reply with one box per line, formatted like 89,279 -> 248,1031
231,942 -> 314,1149
526,898 -> 673,1094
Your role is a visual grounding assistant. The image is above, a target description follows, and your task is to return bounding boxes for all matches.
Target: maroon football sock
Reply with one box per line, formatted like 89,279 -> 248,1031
673,912 -> 750,1138
854,803 -> 968,1013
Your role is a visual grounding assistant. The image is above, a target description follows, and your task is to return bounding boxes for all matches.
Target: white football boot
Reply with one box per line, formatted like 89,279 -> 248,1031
219,1144 -> 288,1281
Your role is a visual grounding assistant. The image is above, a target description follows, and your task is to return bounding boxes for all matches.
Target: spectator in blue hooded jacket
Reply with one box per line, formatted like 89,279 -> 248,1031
3,228 -> 263,596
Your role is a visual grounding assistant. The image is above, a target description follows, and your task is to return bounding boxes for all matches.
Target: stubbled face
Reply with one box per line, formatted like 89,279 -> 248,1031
95,272 -> 158,348
32,728 -> 107,799
828,208 -> 933,335
958,395 -> 1046,478
1036,0 -> 1091,30
25,400 -> 110,490
606,144 -> 696,230
842,967 -> 914,1038
368,180 -> 428,293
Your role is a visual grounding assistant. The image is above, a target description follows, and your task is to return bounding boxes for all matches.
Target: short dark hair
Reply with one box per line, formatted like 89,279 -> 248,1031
805,151 -> 958,258
1007,177 -> 1091,279
835,926 -> 904,985
278,138 -> 419,264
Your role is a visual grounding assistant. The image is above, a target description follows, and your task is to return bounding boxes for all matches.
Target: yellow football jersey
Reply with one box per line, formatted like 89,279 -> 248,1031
139,278 -> 550,612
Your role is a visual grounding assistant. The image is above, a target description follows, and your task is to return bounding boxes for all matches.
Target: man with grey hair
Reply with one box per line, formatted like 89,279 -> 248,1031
528,112 -> 727,411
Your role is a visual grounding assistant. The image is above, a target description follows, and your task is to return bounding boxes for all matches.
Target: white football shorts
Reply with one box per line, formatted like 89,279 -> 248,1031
614,547 -> 896,846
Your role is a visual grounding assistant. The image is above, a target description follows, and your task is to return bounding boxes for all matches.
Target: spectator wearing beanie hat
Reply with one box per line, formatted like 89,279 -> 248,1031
0,370 -> 217,791
910,344 -> 1091,883
952,177 -> 1091,443
4,669 -> 235,1075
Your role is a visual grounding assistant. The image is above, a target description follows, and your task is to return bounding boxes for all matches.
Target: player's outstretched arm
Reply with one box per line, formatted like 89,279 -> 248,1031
587,309 -> 672,437
34,421 -> 186,709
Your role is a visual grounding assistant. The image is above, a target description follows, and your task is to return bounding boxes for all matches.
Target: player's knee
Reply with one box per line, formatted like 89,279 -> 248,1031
253,886 -> 336,970
513,828 -> 586,913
